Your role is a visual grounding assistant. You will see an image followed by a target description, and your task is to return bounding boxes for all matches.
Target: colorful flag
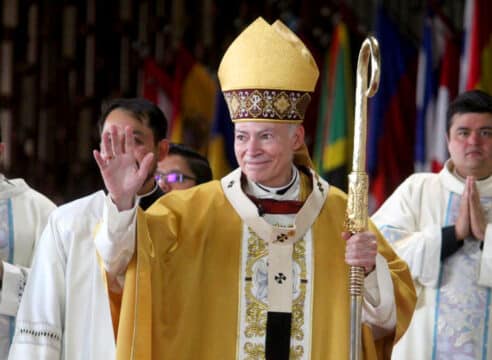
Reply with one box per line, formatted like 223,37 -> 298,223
432,37 -> 460,172
142,47 -> 217,153
142,58 -> 174,125
367,6 -> 418,211
313,21 -> 354,191
178,57 -> 217,153
415,14 -> 436,172
415,11 -> 448,172
460,0 -> 492,94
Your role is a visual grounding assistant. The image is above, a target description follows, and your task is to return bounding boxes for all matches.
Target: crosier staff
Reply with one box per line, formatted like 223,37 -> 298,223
346,36 -> 380,360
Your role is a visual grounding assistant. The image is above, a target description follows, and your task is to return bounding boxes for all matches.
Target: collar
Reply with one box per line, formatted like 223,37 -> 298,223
253,165 -> 298,196
137,182 -> 164,210
0,177 -> 28,199
221,167 -> 328,245
244,165 -> 300,201
440,160 -> 492,195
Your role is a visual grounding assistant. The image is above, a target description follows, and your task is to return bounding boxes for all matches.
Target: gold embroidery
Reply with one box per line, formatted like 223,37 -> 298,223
289,345 -> 305,360
229,93 -> 241,117
242,227 -> 307,358
245,230 -> 268,339
291,239 -> 307,342
223,89 -> 312,122
247,229 -> 268,258
294,239 -> 307,277
291,285 -> 306,341
247,90 -> 265,117
244,342 -> 265,359
273,92 -> 291,117
244,295 -> 267,337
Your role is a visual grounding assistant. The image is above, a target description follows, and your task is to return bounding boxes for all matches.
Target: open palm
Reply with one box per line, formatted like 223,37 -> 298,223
93,125 -> 154,210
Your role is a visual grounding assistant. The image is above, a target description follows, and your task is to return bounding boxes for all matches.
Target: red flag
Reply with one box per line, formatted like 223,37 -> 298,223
142,47 -> 216,152
142,58 -> 174,123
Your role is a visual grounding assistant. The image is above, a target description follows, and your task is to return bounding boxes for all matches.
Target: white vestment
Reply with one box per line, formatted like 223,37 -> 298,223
372,160 -> 492,359
8,191 -> 115,360
0,178 -> 55,360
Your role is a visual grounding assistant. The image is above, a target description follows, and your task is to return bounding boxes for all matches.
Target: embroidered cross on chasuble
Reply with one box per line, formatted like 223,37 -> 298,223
222,168 -> 328,359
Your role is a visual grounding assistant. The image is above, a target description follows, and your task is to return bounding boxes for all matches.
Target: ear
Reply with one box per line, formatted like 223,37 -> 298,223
293,125 -> 305,150
157,139 -> 169,162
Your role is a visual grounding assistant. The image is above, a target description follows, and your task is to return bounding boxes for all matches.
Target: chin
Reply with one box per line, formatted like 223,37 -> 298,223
244,172 -> 262,182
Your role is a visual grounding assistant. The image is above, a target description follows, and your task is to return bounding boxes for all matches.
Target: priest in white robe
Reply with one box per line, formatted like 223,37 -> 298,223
372,89 -> 492,359
8,98 -> 168,360
0,162 -> 55,360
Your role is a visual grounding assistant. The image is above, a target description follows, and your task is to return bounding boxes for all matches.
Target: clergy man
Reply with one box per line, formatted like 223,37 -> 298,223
94,17 -> 416,360
8,98 -> 168,359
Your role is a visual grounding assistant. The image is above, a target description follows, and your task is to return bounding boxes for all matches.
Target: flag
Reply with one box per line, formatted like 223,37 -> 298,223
142,58 -> 174,125
415,11 -> 448,172
168,46 -> 196,144
432,37 -> 460,172
178,57 -> 217,153
367,6 -> 418,211
460,0 -> 492,94
207,90 -> 237,179
313,21 -> 354,191
142,46 -> 217,154
414,14 -> 436,172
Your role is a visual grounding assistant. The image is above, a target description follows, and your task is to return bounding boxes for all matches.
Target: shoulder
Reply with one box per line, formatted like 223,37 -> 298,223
37,192 -> 106,260
405,172 -> 438,184
324,185 -> 348,209
327,185 -> 347,200
156,180 -> 224,207
393,172 -> 440,195
50,191 -> 105,223
5,178 -> 56,210
146,181 -> 225,216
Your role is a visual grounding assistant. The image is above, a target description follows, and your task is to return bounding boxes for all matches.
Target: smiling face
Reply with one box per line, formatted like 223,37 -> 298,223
447,112 -> 492,179
234,122 -> 304,187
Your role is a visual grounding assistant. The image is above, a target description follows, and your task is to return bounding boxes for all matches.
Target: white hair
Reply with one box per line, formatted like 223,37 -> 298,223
288,123 -> 301,136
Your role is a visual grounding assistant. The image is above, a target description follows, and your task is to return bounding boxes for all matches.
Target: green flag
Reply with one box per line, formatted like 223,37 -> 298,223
314,22 -> 354,191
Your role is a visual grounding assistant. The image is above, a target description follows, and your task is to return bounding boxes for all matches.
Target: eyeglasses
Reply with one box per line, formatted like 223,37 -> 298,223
155,171 -> 196,184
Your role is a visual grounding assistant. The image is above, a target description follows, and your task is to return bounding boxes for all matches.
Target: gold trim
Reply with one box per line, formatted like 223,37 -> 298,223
242,228 -> 308,358
236,224 -> 245,359
233,118 -> 303,124
223,89 -> 312,123
308,231 -> 315,357
244,342 -> 265,359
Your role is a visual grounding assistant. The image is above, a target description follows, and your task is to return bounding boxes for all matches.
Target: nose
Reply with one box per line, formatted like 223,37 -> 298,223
245,137 -> 261,154
468,131 -> 482,144
158,178 -> 172,193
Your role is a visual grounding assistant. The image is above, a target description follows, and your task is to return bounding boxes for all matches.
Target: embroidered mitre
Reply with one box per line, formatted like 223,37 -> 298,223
218,17 -> 319,124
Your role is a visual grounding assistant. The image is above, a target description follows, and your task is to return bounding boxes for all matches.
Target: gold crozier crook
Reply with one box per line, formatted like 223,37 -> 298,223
346,36 -> 380,360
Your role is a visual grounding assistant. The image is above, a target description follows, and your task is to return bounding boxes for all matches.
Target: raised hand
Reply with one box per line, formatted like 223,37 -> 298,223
343,231 -> 378,274
468,176 -> 486,241
93,125 -> 154,210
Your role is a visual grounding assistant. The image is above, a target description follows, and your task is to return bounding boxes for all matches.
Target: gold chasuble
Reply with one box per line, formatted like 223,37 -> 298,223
115,167 -> 415,359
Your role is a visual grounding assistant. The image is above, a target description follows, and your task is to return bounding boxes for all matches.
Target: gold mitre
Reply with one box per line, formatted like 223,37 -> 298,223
218,17 -> 319,123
